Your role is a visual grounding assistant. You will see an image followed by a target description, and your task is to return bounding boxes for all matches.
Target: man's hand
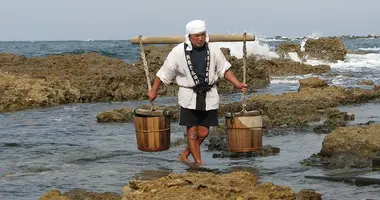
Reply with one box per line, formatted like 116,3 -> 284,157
236,82 -> 248,93
147,89 -> 157,102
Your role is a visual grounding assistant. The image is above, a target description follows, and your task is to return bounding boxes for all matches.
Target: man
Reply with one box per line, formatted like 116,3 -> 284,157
147,20 -> 247,165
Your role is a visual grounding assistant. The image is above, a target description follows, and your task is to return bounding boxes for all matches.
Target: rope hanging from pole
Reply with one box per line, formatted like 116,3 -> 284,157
241,32 -> 247,113
138,35 -> 154,111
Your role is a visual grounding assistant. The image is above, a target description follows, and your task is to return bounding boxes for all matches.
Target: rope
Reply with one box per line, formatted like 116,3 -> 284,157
241,32 -> 247,113
138,35 -> 154,111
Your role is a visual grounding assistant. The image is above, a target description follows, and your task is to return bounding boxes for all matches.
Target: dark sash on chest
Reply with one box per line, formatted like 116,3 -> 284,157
184,43 -> 212,111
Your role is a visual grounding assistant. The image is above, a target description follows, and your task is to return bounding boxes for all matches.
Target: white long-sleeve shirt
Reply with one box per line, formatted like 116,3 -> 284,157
156,41 -> 231,110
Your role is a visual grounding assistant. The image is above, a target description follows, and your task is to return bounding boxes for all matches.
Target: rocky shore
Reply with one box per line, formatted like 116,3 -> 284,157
2,37 -> 379,199
40,171 -> 322,200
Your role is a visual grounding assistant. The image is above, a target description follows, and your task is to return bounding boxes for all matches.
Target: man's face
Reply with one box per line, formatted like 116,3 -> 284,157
189,31 -> 206,47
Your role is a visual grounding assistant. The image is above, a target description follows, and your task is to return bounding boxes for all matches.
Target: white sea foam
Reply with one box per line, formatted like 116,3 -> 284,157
270,74 -> 318,84
358,47 -> 380,52
216,38 -> 279,59
329,54 -> 380,72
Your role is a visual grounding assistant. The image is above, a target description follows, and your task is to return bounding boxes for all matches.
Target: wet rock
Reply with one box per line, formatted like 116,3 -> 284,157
63,189 -> 121,200
295,189 -> 322,200
40,188 -> 121,200
253,58 -> 330,76
305,174 -> 380,187
276,42 -> 305,59
0,72 -> 80,112
40,189 -> 71,200
245,79 -> 380,128
339,34 -> 380,39
96,108 -> 133,123
96,104 -> 179,123
0,53 -> 145,112
121,171 -> 305,200
276,37 -> 347,62
304,37 -> 347,62
208,135 -> 228,152
347,50 -> 367,55
211,145 -> 280,158
303,124 -> 380,169
358,80 -> 374,85
313,109 -> 355,134
299,77 -> 328,90
219,55 -> 270,92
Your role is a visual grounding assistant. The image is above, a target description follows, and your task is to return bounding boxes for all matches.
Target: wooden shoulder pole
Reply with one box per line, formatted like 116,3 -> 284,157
131,34 -> 255,44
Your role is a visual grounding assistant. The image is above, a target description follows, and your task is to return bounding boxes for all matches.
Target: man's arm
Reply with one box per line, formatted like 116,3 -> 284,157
147,77 -> 162,102
224,69 -> 248,92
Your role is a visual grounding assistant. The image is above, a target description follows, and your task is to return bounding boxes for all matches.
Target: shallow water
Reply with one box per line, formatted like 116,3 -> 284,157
1,97 -> 380,200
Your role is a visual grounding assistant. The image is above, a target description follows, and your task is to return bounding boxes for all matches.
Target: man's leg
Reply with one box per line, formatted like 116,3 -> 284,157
179,126 -> 209,164
187,126 -> 202,164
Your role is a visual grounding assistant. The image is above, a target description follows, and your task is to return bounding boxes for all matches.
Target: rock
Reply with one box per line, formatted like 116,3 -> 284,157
121,171 -> 306,200
63,189 -> 121,200
96,108 -> 133,123
295,189 -> 322,200
253,58 -> 330,76
276,42 -> 304,59
313,109 -> 355,134
39,188 -> 121,200
276,37 -> 347,62
358,80 -> 374,85
39,189 -> 71,200
211,145 -> 280,158
304,37 -> 347,62
299,77 -> 328,90
303,124 -> 380,169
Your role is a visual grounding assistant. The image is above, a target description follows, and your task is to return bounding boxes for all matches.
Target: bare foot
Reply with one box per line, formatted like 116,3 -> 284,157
178,154 -> 191,165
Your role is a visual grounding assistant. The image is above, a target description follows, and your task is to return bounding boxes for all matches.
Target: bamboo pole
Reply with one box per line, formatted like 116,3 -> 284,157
131,34 -> 255,44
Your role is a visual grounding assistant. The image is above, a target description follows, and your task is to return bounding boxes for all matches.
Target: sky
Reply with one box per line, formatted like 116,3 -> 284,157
0,0 -> 378,41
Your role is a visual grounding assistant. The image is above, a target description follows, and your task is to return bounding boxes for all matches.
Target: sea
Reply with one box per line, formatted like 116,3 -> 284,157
1,36 -> 380,200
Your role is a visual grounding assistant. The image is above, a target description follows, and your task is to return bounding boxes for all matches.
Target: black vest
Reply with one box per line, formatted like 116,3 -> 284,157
184,43 -> 213,111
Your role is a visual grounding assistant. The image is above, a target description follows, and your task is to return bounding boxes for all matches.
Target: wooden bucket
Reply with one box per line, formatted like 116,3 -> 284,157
225,110 -> 263,152
133,108 -> 171,152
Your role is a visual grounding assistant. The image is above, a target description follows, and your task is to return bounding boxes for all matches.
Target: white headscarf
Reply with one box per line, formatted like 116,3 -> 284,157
184,20 -> 209,51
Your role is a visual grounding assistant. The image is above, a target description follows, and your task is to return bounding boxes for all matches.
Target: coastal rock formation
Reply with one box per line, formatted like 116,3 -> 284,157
299,77 -> 329,90
248,58 -> 330,76
304,37 -> 347,62
277,37 -> 347,62
302,124 -> 380,169
277,42 -> 305,59
97,78 -> 380,128
40,171 -> 321,200
121,171 -> 321,200
0,47 -> 270,112
39,189 -> 121,200
0,72 -> 80,112
0,41 -> 332,113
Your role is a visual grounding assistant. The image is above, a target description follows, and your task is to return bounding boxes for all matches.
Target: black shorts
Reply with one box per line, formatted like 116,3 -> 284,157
179,107 -> 218,127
